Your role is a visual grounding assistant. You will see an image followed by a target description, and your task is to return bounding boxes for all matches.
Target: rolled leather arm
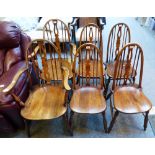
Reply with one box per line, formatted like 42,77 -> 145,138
0,67 -> 28,93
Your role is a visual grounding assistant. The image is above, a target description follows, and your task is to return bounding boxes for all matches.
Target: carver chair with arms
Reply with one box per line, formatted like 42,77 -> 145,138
1,39 -> 71,137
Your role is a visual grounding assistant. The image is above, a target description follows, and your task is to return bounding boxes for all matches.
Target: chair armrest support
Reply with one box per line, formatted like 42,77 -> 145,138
0,67 -> 28,93
70,43 -> 77,55
61,66 -> 71,91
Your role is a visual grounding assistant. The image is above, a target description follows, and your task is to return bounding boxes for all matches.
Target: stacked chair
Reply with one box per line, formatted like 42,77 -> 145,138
0,19 -> 152,137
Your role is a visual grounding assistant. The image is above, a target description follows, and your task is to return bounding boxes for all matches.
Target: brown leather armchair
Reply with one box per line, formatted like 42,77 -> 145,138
0,21 -> 31,132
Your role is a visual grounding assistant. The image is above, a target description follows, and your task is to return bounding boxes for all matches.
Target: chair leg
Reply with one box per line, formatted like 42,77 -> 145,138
105,77 -> 110,97
69,110 -> 74,136
144,111 -> 149,131
108,110 -> 119,133
25,119 -> 31,138
102,111 -> 107,133
63,112 -> 73,136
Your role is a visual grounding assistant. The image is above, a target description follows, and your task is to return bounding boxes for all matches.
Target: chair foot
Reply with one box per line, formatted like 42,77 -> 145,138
63,112 -> 73,136
25,119 -> 31,138
102,111 -> 108,133
108,110 -> 119,133
144,111 -> 149,131
69,111 -> 74,136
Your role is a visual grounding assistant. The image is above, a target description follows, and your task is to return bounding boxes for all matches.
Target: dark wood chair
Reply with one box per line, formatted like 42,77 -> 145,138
1,39 -> 72,137
70,17 -> 106,44
43,19 -> 76,79
105,23 -> 131,95
108,43 -> 152,133
69,43 -> 107,135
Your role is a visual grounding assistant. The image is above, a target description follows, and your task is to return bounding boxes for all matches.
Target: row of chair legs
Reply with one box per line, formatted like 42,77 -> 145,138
24,109 -> 149,137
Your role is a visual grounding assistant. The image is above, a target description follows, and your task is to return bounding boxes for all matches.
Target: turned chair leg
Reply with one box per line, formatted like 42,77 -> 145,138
69,110 -> 74,136
108,110 -> 119,133
25,119 -> 31,138
102,111 -> 108,133
104,77 -> 110,97
144,111 -> 149,131
63,112 -> 73,136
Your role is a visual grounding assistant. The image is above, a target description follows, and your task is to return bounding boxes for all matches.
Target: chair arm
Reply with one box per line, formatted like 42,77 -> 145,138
0,67 -> 28,93
61,66 -> 71,91
70,43 -> 77,55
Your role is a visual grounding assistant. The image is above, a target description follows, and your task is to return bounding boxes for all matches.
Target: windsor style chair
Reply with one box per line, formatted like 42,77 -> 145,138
43,19 -> 76,80
105,23 -> 131,96
69,43 -> 107,135
107,43 -> 152,133
18,39 -> 71,137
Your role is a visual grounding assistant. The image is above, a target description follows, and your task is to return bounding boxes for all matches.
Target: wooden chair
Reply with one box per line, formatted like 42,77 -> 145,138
105,23 -> 131,95
69,43 -> 107,135
70,17 -> 106,44
1,39 -> 71,137
108,43 -> 152,133
43,19 -> 76,79
75,23 -> 105,79
79,23 -> 103,52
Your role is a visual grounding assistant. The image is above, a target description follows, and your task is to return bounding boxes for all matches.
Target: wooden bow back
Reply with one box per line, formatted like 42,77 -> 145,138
106,23 -> 131,63
73,43 -> 105,89
112,43 -> 144,90
26,39 -> 63,85
43,19 -> 71,61
79,23 -> 103,53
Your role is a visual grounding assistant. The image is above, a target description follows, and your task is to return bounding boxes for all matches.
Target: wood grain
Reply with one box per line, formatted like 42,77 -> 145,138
70,87 -> 106,114
21,85 -> 67,120
40,59 -> 73,81
114,86 -> 152,114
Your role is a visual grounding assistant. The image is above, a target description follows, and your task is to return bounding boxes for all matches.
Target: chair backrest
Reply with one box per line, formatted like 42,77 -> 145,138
73,43 -> 105,89
43,19 -> 72,62
26,39 -> 65,86
112,43 -> 144,90
79,23 -> 103,53
106,23 -> 131,63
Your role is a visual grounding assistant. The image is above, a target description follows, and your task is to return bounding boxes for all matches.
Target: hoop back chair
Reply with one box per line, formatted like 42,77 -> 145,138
108,43 -> 152,133
7,39 -> 71,137
43,19 -> 76,78
105,23 -> 131,95
69,43 -> 107,135
79,23 -> 103,52
75,23 -> 105,79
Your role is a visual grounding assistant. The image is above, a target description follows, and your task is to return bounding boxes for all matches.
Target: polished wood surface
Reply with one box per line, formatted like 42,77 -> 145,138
106,23 -> 131,63
77,60 -> 105,77
70,87 -> 106,114
21,85 -> 66,120
114,86 -> 152,113
40,59 -> 73,81
106,61 -> 136,78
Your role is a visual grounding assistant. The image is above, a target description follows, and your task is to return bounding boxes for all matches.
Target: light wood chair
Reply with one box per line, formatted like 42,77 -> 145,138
43,19 -> 76,80
4,39 -> 71,137
108,43 -> 152,133
75,23 -> 105,79
105,23 -> 131,95
69,43 -> 107,135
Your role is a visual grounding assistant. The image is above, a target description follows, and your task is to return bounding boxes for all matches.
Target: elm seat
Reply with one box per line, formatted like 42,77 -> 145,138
21,85 -> 66,120
70,87 -> 106,114
114,86 -> 152,114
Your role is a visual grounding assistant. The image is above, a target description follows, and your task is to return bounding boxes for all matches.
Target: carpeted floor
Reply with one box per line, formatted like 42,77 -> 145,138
0,17 -> 155,138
